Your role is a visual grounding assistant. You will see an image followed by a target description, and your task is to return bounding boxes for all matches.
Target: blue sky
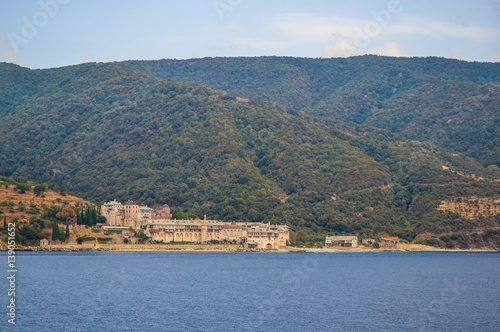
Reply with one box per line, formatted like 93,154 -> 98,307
0,0 -> 499,68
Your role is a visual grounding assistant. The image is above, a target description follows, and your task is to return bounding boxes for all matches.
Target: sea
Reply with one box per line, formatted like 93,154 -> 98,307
0,251 -> 499,331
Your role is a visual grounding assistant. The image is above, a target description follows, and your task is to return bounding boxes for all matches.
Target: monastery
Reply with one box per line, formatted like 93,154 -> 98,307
101,200 -> 289,249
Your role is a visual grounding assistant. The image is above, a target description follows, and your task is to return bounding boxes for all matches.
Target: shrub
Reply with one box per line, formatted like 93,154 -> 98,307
15,183 -> 31,193
97,237 -> 112,243
372,242 -> 380,249
77,236 -> 96,244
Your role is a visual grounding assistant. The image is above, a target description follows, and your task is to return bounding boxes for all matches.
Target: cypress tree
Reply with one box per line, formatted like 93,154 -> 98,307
91,207 -> 97,226
65,225 -> 70,242
87,206 -> 94,226
86,206 -> 91,226
52,222 -> 59,241
3,216 -> 6,230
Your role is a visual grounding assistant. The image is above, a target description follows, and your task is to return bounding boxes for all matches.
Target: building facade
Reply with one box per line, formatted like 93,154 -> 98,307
144,218 -> 289,249
101,199 -> 125,226
379,237 -> 402,249
325,236 -> 358,248
101,200 -> 155,229
101,200 -> 289,249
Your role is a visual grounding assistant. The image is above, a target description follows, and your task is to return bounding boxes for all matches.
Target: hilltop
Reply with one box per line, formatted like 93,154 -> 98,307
0,59 -> 499,243
126,56 -> 500,167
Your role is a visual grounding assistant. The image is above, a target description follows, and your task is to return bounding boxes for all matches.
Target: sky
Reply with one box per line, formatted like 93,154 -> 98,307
0,0 -> 499,69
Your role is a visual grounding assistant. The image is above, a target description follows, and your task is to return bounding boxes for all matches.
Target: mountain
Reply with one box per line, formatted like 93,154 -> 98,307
126,56 -> 500,167
0,61 -> 499,241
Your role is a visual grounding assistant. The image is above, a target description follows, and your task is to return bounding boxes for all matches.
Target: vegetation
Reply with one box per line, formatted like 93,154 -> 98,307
77,236 -> 96,244
0,59 -> 499,243
127,56 -> 500,167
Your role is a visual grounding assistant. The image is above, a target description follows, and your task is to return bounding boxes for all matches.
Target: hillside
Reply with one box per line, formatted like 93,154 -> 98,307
126,56 -> 500,167
0,61 -> 499,241
0,182 -> 89,222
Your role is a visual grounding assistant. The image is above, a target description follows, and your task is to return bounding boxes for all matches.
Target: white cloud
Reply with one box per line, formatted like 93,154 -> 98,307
369,41 -> 410,57
449,52 -> 464,61
0,34 -> 17,63
322,35 -> 410,58
270,13 -> 500,43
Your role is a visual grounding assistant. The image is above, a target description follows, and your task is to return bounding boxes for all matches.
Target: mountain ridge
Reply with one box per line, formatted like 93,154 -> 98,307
0,59 -> 499,240
125,55 -> 500,167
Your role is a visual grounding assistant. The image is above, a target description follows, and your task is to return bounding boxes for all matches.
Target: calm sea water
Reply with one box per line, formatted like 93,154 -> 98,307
0,251 -> 499,331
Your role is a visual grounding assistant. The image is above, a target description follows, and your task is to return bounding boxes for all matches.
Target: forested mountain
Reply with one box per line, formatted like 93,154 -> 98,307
126,56 -> 500,167
0,60 -> 499,240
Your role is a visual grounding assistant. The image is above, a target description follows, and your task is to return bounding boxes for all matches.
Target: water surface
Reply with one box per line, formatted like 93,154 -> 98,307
1,252 -> 499,331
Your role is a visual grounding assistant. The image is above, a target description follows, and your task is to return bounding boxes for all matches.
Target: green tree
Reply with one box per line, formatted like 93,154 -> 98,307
372,242 -> 380,249
52,222 -> 59,241
65,225 -> 70,242
58,227 -> 66,241
136,230 -> 149,243
20,224 -> 38,240
15,183 -> 31,194
33,184 -> 47,196
296,229 -> 308,242
76,209 -> 82,225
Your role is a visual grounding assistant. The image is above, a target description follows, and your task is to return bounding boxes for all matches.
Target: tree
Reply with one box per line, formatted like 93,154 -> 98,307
56,208 -> 77,225
136,230 -> 149,243
76,209 -> 82,225
52,222 -> 59,241
3,216 -> 6,230
15,183 -> 31,194
33,184 -> 47,196
20,224 -> 38,240
65,225 -> 70,242
372,242 -> 380,249
296,229 -> 308,242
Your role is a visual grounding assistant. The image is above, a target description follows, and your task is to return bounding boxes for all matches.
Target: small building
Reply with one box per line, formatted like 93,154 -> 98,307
325,236 -> 358,248
362,238 -> 376,244
39,238 -> 49,248
379,237 -> 402,248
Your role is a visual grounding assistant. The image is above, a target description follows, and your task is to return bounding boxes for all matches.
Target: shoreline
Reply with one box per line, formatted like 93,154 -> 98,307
1,244 -> 498,253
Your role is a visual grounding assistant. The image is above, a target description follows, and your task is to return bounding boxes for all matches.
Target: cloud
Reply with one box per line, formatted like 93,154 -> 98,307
322,34 -> 410,58
0,34 -> 17,63
271,13 -> 500,42
369,41 -> 410,57
449,52 -> 464,61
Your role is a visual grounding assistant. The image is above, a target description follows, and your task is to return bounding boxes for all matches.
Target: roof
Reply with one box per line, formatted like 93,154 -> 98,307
326,236 -> 357,241
381,237 -> 401,240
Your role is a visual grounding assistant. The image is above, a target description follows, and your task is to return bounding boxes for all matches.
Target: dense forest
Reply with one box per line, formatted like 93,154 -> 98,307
0,58 -> 499,241
126,56 -> 500,167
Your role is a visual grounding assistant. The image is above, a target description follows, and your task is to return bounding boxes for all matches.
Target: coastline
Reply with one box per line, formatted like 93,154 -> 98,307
1,243 -> 498,253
